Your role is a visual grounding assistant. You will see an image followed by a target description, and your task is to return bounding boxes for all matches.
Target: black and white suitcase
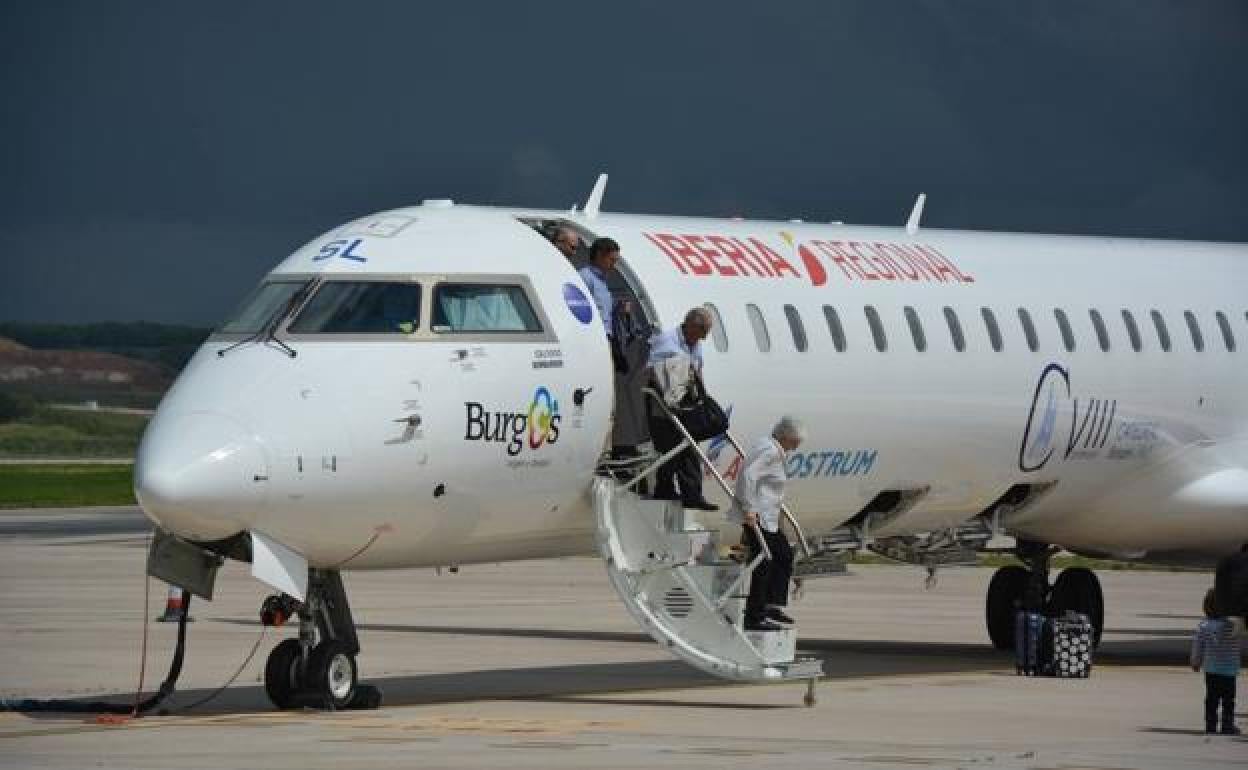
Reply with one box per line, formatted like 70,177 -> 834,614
1047,612 -> 1093,678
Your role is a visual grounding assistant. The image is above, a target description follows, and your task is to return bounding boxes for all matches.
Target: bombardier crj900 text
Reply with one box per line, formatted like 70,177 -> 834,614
135,178 -> 1248,709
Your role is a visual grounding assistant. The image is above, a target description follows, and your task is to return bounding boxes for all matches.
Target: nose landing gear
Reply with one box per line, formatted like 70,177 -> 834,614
260,569 -> 380,710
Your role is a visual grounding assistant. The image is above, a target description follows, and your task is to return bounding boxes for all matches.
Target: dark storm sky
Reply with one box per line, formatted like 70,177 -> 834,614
2,1 -> 1245,325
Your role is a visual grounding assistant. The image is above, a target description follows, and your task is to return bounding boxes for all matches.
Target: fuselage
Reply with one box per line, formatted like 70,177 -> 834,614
134,202 -> 1248,569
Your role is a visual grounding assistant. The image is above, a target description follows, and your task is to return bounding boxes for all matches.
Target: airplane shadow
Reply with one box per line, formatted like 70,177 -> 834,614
1138,727 -> 1216,737
217,617 -> 1196,661
13,620 -> 1196,719
370,620 -> 1197,666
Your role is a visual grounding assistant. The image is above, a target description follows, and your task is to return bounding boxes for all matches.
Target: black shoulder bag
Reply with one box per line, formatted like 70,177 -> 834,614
676,371 -> 730,441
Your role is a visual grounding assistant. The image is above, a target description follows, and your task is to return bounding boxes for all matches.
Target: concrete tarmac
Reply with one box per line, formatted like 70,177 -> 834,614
1,507 -> 1244,769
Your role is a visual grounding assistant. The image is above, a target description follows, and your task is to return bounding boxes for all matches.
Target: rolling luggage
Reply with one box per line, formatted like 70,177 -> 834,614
1048,612 -> 1093,678
1014,610 -> 1093,678
1014,610 -> 1046,675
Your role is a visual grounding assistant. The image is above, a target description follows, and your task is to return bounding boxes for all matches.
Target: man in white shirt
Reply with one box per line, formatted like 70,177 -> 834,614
730,416 -> 806,631
646,307 -> 716,510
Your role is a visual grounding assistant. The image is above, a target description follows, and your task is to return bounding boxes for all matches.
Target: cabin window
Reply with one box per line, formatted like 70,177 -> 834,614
864,305 -> 888,352
431,283 -> 541,332
746,303 -> 771,352
1089,309 -> 1110,352
1150,310 -> 1172,352
1184,311 -> 1204,352
823,305 -> 847,352
981,307 -> 1003,352
904,306 -> 926,352
291,281 -> 422,334
1215,311 -> 1235,352
220,279 -> 311,334
704,302 -> 728,352
1121,309 -> 1142,352
784,304 -> 808,352
1054,308 -> 1076,352
1017,308 -> 1039,352
943,307 -> 965,352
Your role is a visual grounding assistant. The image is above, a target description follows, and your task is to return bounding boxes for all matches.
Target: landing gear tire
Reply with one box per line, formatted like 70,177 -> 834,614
264,639 -> 304,710
986,565 -> 1029,650
1050,567 -> 1103,648
309,640 -> 358,710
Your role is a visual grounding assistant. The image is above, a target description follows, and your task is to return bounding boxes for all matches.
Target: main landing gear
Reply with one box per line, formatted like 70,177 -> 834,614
260,569 -> 381,710
984,540 -> 1104,651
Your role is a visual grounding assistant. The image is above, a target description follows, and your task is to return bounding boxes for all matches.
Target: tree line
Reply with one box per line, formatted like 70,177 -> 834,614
0,321 -> 211,373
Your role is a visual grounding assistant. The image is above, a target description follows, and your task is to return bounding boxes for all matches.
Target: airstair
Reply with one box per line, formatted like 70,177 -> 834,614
592,391 -> 823,692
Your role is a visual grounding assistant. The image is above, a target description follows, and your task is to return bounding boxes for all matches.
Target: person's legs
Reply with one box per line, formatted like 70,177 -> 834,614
1205,673 -> 1220,732
648,416 -> 680,500
742,526 -> 770,628
674,444 -> 705,504
1217,674 -> 1238,733
764,530 -> 794,609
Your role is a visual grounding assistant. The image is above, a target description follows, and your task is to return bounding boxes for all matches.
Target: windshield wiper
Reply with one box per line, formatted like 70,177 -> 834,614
217,282 -> 315,359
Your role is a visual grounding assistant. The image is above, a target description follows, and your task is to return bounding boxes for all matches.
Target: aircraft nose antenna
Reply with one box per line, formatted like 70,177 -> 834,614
134,412 -> 267,541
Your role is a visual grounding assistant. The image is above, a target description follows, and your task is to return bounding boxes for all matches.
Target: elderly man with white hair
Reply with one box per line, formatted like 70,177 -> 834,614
646,306 -> 717,510
731,416 -> 806,631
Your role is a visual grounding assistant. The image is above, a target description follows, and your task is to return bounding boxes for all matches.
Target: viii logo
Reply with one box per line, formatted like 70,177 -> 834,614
1018,363 -> 1118,473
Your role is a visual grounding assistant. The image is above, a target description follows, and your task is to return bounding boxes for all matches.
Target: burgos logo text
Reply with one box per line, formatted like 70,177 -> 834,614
464,387 -> 562,456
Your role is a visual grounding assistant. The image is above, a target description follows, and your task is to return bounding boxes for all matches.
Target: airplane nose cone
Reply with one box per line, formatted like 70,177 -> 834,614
135,412 -> 268,541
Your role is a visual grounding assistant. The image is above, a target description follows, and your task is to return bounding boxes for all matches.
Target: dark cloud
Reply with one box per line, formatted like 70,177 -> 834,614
2,1 -> 1245,324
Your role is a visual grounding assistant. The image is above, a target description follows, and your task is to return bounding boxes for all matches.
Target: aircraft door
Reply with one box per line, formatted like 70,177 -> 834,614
520,217 -> 659,456
426,270 -> 613,543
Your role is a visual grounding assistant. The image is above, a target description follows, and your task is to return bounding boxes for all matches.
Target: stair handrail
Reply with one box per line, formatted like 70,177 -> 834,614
640,387 -> 771,562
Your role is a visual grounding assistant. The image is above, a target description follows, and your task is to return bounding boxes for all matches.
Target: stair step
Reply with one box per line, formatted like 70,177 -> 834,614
745,627 -> 797,665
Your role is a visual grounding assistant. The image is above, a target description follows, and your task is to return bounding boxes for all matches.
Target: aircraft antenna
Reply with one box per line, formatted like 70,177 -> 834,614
906,193 -> 926,235
583,173 -> 608,219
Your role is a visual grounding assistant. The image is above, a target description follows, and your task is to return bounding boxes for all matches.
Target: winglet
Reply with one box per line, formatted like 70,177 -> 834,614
906,193 -> 926,235
583,173 -> 608,219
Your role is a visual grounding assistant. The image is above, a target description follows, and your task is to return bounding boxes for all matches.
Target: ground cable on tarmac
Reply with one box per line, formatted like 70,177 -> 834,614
0,591 -> 192,715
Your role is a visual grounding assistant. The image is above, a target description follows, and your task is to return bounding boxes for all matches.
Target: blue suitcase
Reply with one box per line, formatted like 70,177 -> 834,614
1014,611 -> 1046,676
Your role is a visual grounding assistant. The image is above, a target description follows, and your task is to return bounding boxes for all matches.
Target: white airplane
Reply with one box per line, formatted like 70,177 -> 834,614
134,177 -> 1248,710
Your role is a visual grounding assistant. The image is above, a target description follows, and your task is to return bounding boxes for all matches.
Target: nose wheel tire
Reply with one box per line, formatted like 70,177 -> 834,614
263,639 -> 304,710
985,565 -> 1030,650
309,640 -> 358,710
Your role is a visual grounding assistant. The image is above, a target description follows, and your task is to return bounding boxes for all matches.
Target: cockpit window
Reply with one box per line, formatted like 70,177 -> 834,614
289,281 -> 421,334
432,284 -> 542,333
219,280 -> 310,334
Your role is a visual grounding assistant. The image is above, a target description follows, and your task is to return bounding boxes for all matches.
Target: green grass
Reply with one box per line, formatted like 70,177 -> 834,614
0,407 -> 148,458
0,464 -> 136,508
0,383 -> 166,410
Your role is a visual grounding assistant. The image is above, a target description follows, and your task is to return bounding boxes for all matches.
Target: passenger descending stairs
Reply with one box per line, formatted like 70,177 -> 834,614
592,389 -> 823,690
593,478 -> 822,683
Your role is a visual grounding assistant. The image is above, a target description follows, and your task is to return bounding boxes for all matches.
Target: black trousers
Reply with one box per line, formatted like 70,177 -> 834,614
648,414 -> 703,504
743,526 -> 794,626
1205,672 -> 1237,731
